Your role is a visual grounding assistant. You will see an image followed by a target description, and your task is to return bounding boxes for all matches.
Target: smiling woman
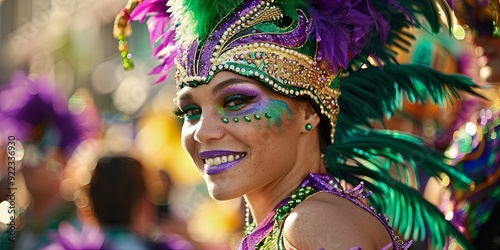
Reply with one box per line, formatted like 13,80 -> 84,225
177,72 -> 314,201
116,0 -> 480,249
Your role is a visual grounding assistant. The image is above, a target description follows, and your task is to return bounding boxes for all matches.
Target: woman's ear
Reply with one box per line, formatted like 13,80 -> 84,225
301,101 -> 321,132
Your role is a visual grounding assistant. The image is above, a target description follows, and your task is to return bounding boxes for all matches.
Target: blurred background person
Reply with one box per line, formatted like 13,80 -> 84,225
0,70 -> 101,249
86,155 -> 192,250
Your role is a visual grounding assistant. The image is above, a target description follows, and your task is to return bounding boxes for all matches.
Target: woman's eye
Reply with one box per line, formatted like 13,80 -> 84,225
224,95 -> 256,110
174,106 -> 201,121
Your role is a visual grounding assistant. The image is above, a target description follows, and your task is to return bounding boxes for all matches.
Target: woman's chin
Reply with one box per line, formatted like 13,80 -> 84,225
207,185 -> 243,201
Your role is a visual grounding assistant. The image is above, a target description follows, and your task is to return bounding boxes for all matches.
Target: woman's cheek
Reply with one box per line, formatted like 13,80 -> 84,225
217,99 -> 293,132
181,125 -> 195,153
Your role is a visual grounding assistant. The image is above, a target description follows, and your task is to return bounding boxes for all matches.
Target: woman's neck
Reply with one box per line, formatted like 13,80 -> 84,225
244,141 -> 325,224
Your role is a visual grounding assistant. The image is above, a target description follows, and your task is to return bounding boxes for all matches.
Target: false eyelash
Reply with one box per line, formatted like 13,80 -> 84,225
223,94 -> 257,107
173,107 -> 186,118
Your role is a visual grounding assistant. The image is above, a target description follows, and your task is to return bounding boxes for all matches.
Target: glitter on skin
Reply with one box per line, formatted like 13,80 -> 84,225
262,100 -> 293,130
214,84 -> 293,130
218,99 -> 292,130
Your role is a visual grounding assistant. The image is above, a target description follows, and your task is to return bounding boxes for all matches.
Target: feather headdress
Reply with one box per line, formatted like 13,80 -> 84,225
114,0 -> 481,248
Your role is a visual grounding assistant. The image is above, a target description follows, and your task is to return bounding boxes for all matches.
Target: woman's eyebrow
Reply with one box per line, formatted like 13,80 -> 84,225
176,91 -> 192,103
211,78 -> 256,94
177,77 -> 256,101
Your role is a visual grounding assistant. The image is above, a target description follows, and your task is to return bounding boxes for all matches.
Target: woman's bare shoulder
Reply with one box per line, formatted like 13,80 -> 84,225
282,192 -> 393,250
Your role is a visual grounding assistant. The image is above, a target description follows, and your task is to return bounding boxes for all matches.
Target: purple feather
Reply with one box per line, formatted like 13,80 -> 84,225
130,0 -> 177,83
308,0 -> 396,70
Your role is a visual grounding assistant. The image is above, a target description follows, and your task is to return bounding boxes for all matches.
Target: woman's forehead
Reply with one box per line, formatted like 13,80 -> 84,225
176,71 -> 272,99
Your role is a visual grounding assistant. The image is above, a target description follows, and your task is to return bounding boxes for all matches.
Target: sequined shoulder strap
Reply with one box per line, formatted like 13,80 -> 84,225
303,173 -> 411,249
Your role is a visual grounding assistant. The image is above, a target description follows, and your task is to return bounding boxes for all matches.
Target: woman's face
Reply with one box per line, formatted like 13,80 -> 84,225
176,71 -> 306,200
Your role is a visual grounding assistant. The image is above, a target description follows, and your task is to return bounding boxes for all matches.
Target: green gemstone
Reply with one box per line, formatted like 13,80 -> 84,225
283,205 -> 291,213
295,198 -> 302,204
264,113 -> 271,118
233,117 -> 239,122
254,114 -> 261,120
244,116 -> 251,122
221,117 -> 229,123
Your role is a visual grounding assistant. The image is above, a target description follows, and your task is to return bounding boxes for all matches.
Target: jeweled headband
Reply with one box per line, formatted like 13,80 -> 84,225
114,0 -> 391,143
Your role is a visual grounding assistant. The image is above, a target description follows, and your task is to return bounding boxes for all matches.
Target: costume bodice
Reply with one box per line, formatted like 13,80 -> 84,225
239,173 -> 411,250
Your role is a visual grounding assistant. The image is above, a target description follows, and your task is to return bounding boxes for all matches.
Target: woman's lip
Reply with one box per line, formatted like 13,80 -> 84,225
199,150 -> 243,159
204,155 -> 245,175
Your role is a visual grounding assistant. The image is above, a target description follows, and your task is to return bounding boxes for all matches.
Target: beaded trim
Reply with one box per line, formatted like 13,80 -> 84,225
174,0 -> 341,143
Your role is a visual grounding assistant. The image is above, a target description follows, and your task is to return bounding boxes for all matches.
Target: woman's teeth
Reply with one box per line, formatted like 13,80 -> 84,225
204,154 -> 244,166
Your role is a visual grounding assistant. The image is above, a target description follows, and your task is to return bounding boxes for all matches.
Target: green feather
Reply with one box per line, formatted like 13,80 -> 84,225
327,161 -> 474,249
351,0 -> 455,68
336,64 -> 481,140
334,128 -> 473,188
169,0 -> 244,44
324,127 -> 476,248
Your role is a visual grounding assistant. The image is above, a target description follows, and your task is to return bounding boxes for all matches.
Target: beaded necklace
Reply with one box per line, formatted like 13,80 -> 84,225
246,185 -> 317,249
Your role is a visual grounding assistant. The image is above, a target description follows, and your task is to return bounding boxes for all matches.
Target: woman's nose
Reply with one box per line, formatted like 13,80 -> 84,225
193,112 -> 225,143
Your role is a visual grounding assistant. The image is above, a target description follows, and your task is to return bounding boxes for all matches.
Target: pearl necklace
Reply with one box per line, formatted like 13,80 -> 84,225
244,201 -> 256,236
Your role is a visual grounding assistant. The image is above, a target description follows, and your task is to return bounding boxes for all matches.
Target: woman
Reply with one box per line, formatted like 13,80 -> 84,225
115,0 -> 479,248
175,71 -> 395,249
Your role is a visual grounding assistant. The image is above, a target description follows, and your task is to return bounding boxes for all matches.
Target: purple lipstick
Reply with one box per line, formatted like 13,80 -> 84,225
199,150 -> 246,175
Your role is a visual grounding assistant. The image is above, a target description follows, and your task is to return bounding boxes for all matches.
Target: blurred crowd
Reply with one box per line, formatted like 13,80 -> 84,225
0,70 -> 243,250
0,0 -> 499,249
